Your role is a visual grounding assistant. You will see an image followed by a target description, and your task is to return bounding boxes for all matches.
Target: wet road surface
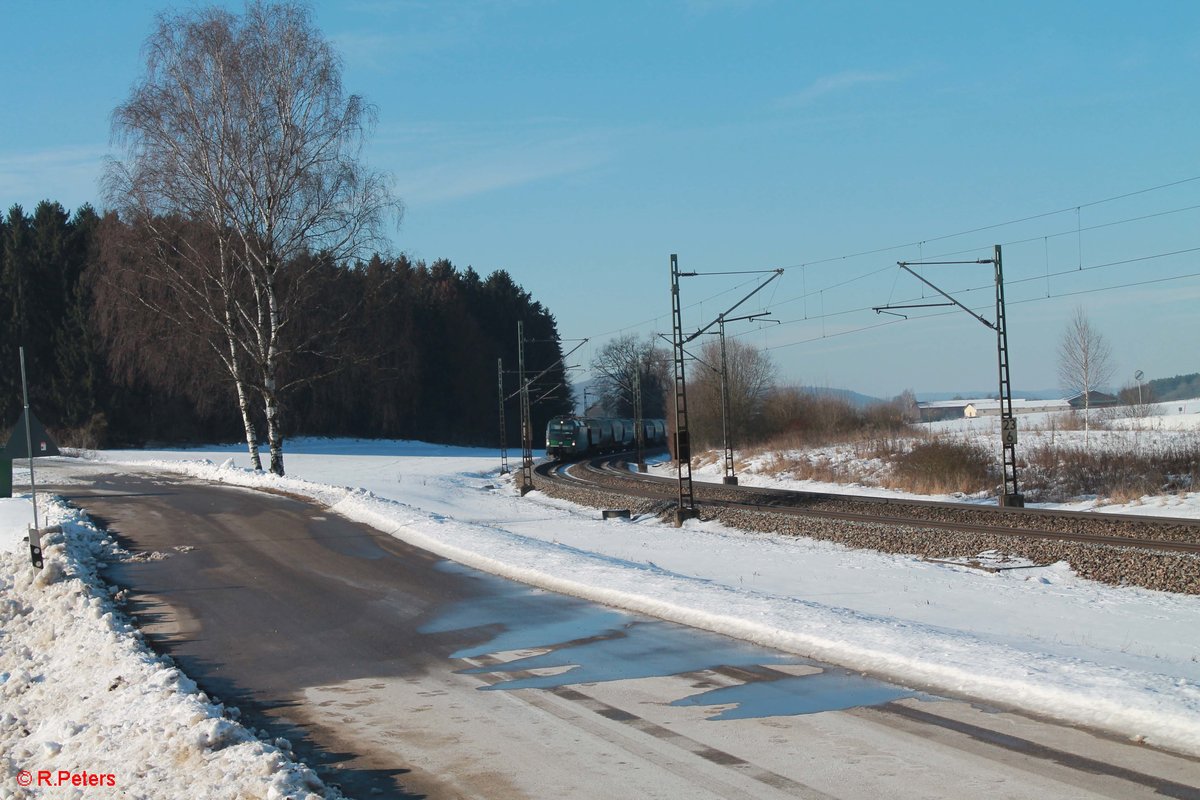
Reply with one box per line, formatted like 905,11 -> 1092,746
39,461 -> 1200,799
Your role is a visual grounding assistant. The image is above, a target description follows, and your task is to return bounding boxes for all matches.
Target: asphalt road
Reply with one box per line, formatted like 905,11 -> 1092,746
38,460 -> 1200,800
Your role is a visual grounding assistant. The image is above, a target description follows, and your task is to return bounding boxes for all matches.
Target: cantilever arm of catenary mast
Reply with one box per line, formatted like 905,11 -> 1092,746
656,332 -> 720,373
533,383 -> 565,404
506,338 -> 589,402
685,269 -> 784,343
722,311 -> 774,325
897,263 -> 996,331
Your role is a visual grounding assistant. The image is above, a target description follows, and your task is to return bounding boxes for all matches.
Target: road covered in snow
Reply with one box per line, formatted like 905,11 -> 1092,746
2,435 -> 1200,797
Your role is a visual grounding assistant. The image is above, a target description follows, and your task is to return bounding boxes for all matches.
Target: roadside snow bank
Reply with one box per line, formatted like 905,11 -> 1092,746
0,495 -> 341,800
92,455 -> 1200,758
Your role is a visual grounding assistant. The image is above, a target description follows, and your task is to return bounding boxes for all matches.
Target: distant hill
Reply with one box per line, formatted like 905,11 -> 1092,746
801,387 -> 884,408
917,389 -> 1064,402
916,375 -> 1200,404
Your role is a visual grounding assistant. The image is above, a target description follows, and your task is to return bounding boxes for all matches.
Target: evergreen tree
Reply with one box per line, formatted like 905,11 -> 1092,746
52,205 -> 104,432
3,198 -> 569,449
0,209 -> 13,427
29,200 -> 77,422
0,202 -> 106,436
1,205 -> 33,428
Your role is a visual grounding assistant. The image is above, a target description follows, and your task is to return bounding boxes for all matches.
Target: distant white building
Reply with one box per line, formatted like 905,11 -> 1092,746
916,400 -> 974,421
963,399 -> 1071,418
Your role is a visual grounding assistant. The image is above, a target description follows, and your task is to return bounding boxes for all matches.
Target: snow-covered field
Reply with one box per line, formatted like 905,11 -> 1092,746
712,398 -> 1200,515
2,402 -> 1199,795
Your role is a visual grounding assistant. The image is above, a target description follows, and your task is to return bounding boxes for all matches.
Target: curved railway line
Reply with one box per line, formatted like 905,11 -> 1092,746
533,452 -> 1200,594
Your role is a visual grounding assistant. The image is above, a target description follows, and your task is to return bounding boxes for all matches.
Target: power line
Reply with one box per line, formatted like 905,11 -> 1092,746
759,317 -> 904,352
756,267 -> 1200,353
769,265 -> 893,311
886,203 -> 1200,267
738,176 -> 1200,316
1011,270 -> 1200,305
576,250 -> 1195,376
762,245 -> 1200,330
905,245 -> 1200,303
1009,246 -> 1200,288
574,175 -> 1200,354
768,202 -> 1200,311
781,174 -> 1200,271
587,271 -> 768,340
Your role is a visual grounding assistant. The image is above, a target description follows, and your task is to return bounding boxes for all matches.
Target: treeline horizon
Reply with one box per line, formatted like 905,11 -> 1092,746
1,200 -> 572,451
1140,372 -> 1200,404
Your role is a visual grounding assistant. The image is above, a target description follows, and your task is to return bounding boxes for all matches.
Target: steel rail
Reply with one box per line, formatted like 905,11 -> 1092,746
535,454 -> 1200,556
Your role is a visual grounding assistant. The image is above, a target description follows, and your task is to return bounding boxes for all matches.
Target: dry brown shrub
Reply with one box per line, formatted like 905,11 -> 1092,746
883,438 -> 993,495
1019,439 -> 1200,502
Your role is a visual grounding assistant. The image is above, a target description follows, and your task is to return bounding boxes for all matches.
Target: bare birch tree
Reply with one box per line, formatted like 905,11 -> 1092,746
105,2 -> 401,474
1057,306 -> 1113,448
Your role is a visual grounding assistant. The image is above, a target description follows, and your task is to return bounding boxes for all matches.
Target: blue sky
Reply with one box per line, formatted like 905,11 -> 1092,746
4,1 -> 1199,398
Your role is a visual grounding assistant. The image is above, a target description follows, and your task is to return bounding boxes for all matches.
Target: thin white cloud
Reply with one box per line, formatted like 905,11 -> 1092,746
0,145 -> 109,210
682,0 -> 767,14
0,144 -> 109,171
387,130 -> 612,205
331,2 -> 489,71
776,70 -> 897,109
332,28 -> 469,71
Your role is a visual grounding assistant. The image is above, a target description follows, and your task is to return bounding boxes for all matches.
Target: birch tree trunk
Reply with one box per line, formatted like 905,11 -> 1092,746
106,3 -> 400,462
1057,306 -> 1113,454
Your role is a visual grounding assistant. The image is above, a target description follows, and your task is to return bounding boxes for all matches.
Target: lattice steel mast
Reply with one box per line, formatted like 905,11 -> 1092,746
669,254 -> 697,525
497,358 -> 509,475
875,245 -> 1023,507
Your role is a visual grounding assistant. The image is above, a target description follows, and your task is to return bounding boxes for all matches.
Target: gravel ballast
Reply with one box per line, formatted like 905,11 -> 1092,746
533,467 -> 1200,596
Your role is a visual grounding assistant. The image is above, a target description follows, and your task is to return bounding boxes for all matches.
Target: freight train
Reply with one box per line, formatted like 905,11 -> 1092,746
545,415 -> 667,460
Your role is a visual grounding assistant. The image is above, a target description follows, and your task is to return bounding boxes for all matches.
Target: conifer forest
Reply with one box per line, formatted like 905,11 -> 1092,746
0,201 -> 571,453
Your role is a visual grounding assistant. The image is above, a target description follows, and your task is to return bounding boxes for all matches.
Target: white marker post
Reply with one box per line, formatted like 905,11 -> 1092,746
19,347 -> 38,529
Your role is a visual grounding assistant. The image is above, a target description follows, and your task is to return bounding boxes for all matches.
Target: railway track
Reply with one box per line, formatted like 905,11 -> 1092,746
535,453 -> 1200,557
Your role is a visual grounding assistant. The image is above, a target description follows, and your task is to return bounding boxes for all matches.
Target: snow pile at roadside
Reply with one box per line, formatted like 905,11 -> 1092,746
86,451 -> 1200,758
0,496 -> 341,800
0,498 -> 32,553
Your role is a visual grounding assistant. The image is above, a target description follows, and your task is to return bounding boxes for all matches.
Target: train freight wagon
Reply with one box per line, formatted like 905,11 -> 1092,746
545,416 -> 667,460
